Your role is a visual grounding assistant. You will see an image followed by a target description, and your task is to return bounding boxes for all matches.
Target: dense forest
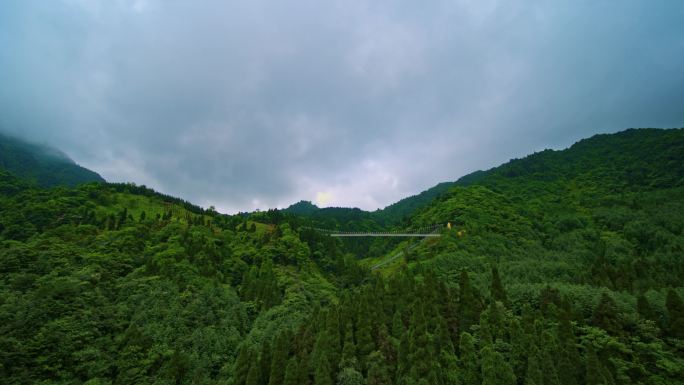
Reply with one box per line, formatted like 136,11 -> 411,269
1,128 -> 684,384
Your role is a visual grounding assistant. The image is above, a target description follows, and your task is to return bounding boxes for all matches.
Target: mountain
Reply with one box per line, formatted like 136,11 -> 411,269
1,128 -> 684,384
0,133 -> 105,187
400,127 -> 684,289
283,200 -> 320,215
452,127 -> 684,190
283,183 -> 458,227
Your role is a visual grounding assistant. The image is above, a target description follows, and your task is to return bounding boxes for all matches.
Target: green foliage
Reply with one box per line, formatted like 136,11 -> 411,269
458,332 -> 480,385
0,179 -> 340,384
480,344 -> 516,385
1,128 -> 684,384
666,289 -> 684,339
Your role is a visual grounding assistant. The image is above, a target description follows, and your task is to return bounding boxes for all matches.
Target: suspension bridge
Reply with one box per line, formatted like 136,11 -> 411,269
305,223 -> 455,237
302,222 -> 463,270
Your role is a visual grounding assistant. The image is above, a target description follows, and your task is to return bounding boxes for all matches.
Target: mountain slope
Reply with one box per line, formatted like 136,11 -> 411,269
283,182 -> 458,227
453,127 -> 684,191
0,177 -> 346,384
371,127 -> 684,227
399,128 -> 684,288
245,130 -> 684,385
373,181 -> 456,224
0,133 -> 105,187
1,128 -> 684,384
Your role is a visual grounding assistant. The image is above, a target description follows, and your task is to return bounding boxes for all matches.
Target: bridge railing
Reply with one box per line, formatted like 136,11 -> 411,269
299,221 -> 458,237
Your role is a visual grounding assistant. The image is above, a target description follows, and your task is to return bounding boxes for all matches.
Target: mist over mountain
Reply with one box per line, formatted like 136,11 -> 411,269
0,133 -> 104,187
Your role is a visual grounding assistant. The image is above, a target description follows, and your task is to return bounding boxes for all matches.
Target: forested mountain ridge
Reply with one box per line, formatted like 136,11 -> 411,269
284,128 -> 683,230
0,175 -> 357,384
397,128 -> 684,293
283,182 -> 457,227
1,128 -> 684,384
453,128 -> 684,191
0,133 -> 105,187
269,128 -> 684,385
373,182 -> 457,225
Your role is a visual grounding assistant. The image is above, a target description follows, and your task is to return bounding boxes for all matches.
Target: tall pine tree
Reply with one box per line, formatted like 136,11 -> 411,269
458,332 -> 480,385
480,345 -> 516,385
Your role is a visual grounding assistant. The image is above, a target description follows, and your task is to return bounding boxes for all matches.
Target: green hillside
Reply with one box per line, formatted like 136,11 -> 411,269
0,133 -> 105,187
1,128 -> 684,384
284,200 -> 320,216
374,181 -> 456,225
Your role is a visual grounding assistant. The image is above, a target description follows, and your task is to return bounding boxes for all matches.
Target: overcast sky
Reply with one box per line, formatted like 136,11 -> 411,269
1,0 -> 683,213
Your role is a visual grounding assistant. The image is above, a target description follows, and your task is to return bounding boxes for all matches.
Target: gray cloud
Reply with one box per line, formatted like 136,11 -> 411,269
1,0 -> 683,212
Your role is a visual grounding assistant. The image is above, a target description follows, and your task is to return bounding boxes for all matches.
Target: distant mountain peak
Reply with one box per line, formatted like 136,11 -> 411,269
284,200 -> 320,215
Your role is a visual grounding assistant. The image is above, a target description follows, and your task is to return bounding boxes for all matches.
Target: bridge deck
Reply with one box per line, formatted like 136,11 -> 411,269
330,233 -> 441,237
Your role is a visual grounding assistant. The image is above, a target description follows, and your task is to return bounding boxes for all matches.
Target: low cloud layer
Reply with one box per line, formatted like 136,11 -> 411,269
1,0 -> 683,212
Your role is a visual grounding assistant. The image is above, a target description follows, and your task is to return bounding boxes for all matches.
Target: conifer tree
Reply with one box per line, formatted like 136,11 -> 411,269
524,346 -> 543,385
311,328 -> 331,376
392,310 -> 405,339
241,266 -> 259,301
260,339 -> 272,385
336,367 -> 364,385
585,344 -> 616,385
592,293 -> 621,335
297,353 -> 311,385
282,357 -> 298,385
557,353 -> 579,385
313,356 -> 333,385
636,294 -> 656,322
376,323 -> 396,367
355,297 -> 375,365
508,318 -> 527,379
234,346 -> 253,385
269,331 -> 289,385
257,259 -> 281,310
438,347 -> 461,385
488,300 -> 504,340
666,289 -> 684,338
408,303 -> 433,382
118,208 -> 128,227
458,270 -> 482,333
340,321 -> 357,370
246,359 -> 261,385
443,287 -> 460,349
396,329 -> 410,382
326,308 -> 342,376
480,345 -> 516,385
107,214 -> 116,230
490,266 -> 507,305
339,292 -> 354,333
477,310 -> 493,346
458,332 -> 480,385
366,351 -> 391,385
540,331 -> 561,385
435,316 -> 455,356
556,307 -> 580,385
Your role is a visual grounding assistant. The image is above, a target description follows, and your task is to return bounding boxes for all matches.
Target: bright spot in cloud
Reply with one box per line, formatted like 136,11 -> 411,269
316,191 -> 333,206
